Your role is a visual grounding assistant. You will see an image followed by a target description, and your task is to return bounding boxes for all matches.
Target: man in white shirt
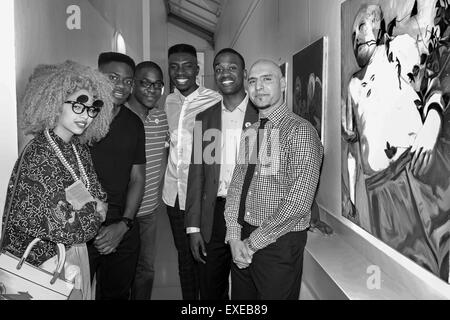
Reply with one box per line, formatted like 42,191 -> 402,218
185,48 -> 258,299
162,44 -> 221,300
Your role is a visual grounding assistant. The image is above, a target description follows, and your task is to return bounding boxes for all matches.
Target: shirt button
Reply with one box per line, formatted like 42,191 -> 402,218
254,172 -> 258,176
248,191 -> 252,196
246,212 -> 250,216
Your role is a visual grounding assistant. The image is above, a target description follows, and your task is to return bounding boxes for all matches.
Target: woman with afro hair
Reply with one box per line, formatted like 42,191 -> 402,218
1,60 -> 115,299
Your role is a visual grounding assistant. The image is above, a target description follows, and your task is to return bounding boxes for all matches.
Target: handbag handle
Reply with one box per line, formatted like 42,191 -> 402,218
17,238 -> 66,285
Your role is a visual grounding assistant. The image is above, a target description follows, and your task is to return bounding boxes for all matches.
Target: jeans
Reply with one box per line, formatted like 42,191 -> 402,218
131,210 -> 158,300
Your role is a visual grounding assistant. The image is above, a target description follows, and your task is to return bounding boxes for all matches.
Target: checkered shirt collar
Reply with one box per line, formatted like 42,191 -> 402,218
259,102 -> 288,127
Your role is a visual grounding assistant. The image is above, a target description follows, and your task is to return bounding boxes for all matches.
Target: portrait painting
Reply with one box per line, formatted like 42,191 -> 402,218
292,37 -> 328,141
341,0 -> 450,283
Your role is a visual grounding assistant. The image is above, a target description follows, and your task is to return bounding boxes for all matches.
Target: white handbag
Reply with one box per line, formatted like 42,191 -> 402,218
0,238 -> 74,300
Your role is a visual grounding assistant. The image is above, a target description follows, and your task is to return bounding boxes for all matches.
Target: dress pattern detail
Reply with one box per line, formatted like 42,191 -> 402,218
2,131 -> 106,266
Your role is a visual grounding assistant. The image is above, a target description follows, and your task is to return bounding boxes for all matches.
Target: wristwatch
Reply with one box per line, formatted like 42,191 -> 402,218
121,217 -> 134,230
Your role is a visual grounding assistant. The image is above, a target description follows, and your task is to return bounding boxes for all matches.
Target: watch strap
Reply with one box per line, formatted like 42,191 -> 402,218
121,217 -> 133,229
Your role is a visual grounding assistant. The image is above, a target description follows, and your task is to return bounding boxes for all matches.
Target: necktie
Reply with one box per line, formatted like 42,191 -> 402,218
237,118 -> 269,226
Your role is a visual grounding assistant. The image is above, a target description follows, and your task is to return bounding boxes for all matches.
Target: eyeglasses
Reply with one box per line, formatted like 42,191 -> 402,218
136,79 -> 164,90
65,95 -> 104,118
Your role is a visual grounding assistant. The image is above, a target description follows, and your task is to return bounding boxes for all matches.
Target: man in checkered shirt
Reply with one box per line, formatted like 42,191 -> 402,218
224,59 -> 323,300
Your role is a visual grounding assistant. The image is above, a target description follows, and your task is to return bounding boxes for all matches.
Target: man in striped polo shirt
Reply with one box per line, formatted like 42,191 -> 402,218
127,61 -> 169,300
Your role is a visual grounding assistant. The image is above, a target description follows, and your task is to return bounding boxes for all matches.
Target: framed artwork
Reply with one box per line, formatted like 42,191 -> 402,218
279,62 -> 289,104
292,37 -> 328,142
341,0 -> 450,283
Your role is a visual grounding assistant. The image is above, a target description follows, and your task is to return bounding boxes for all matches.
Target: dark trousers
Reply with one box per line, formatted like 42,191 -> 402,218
166,198 -> 200,300
231,223 -> 307,300
87,208 -> 140,300
198,197 -> 232,300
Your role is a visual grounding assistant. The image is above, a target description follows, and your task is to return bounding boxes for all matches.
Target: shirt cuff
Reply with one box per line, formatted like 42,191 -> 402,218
225,226 -> 242,244
243,238 -> 258,254
248,227 -> 275,251
186,227 -> 201,234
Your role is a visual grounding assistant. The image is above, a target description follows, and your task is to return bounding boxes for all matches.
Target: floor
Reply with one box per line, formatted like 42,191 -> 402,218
150,205 -> 315,300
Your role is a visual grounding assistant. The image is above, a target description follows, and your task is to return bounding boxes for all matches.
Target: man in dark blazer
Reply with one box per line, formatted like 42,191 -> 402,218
185,48 -> 258,300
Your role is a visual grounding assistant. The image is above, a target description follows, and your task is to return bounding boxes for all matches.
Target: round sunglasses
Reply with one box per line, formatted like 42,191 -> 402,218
65,95 -> 104,118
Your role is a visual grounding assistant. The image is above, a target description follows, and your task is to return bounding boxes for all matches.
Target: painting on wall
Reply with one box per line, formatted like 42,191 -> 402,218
279,62 -> 289,104
292,37 -> 328,141
341,0 -> 450,283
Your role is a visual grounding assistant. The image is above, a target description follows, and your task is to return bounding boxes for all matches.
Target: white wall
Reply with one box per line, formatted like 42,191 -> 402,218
215,0 -> 342,220
149,0 -> 169,103
0,0 -> 18,235
87,0 -> 144,61
15,0 -> 144,152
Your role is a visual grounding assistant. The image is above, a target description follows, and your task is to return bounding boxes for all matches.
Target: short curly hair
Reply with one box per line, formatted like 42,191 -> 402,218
21,60 -> 115,145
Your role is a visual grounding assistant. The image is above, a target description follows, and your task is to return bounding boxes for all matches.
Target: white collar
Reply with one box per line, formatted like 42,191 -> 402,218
175,87 -> 201,103
221,93 -> 248,113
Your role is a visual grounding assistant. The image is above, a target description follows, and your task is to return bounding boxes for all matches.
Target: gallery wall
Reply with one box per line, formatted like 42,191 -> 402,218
148,0 -> 169,101
87,0 -> 144,61
14,0 -> 144,152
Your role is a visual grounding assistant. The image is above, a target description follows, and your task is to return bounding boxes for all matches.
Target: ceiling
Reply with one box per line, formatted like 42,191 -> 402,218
165,0 -> 224,47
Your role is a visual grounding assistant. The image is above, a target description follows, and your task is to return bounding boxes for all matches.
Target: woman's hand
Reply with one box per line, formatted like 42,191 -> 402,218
94,199 -> 108,222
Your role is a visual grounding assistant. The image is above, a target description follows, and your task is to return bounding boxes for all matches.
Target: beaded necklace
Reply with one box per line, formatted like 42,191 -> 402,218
44,129 -> 90,191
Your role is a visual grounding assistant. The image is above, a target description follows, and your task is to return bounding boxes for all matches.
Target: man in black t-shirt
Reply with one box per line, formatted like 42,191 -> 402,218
88,52 -> 146,300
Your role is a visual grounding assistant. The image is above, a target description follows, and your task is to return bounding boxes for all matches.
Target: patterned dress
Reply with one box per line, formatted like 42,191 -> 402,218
1,130 -> 106,266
